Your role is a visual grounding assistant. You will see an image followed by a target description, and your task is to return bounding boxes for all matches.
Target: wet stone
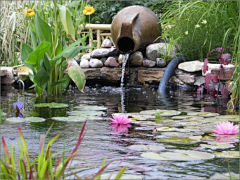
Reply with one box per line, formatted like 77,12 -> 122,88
156,58 -> 167,68
129,51 -> 143,66
143,59 -> 156,68
90,47 -> 119,58
89,58 -> 103,68
80,59 -> 90,68
104,57 -> 119,67
101,39 -> 113,48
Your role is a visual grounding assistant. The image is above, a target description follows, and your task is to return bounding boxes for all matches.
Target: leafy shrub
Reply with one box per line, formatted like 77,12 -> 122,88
160,1 -> 239,61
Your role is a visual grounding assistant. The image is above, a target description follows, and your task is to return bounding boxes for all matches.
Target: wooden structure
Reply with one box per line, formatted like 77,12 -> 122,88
80,24 -> 112,51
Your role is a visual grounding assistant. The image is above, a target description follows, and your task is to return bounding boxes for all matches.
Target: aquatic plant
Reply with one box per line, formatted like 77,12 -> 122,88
13,102 -> 24,111
22,2 -> 89,96
110,114 -> 131,125
212,121 -> 239,135
0,120 -> 128,179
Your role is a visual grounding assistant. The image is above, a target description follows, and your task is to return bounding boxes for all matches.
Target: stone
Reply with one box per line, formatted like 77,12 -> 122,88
211,65 -> 234,81
0,67 -> 15,84
104,57 -> 119,67
146,42 -> 178,61
81,53 -> 91,60
178,60 -> 203,72
169,76 -> 185,85
156,58 -> 167,67
143,59 -> 156,68
80,59 -> 90,68
118,54 -> 123,64
137,69 -> 163,84
129,51 -> 143,66
100,57 -> 107,64
194,76 -> 205,86
101,39 -> 113,48
89,58 -> 103,68
177,73 -> 195,84
90,47 -> 119,58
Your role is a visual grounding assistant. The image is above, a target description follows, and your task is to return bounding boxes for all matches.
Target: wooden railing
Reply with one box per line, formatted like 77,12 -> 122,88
80,24 -> 112,51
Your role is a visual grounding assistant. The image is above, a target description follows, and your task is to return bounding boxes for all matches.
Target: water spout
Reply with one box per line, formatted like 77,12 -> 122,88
120,53 -> 130,88
17,79 -> 25,91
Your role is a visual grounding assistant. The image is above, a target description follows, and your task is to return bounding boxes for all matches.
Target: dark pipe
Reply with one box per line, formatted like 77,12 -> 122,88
158,56 -> 185,93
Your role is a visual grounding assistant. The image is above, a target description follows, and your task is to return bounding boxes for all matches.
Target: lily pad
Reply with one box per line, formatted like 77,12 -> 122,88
141,150 -> 214,161
74,105 -> 107,111
216,115 -> 239,122
171,116 -> 203,120
200,142 -> 234,149
35,103 -> 68,108
156,127 -> 178,132
214,151 -> 239,158
6,117 -> 45,123
157,136 -> 200,144
128,144 -> 165,151
161,131 -> 194,138
187,112 -> 219,117
6,117 -> 26,123
67,110 -> 105,116
100,174 -> 143,180
52,115 -> 102,122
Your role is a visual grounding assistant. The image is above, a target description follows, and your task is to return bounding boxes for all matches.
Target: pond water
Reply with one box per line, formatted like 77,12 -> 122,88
1,85 -> 239,179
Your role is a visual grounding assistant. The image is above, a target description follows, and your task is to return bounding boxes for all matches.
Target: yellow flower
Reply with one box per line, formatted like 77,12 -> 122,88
185,31 -> 188,35
24,9 -> 35,17
195,24 -> 200,28
201,20 -> 207,24
83,5 -> 95,15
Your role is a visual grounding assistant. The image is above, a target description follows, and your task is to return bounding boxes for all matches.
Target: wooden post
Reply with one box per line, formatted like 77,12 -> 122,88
97,29 -> 101,49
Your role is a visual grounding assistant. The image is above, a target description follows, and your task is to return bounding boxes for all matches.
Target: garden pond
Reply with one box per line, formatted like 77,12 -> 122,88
0,85 -> 239,179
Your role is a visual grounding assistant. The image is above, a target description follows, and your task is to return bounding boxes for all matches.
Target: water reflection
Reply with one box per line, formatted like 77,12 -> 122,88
110,123 -> 132,133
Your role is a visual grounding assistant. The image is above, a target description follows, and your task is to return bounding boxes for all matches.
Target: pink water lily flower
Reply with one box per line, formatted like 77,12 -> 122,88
110,114 -> 131,124
213,121 -> 239,135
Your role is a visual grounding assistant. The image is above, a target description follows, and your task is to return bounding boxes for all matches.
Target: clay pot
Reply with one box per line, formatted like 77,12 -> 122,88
111,5 -> 161,52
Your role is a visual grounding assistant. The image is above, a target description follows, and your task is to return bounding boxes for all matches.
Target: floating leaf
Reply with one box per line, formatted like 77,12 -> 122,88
67,110 -> 105,116
35,103 -> 68,108
128,145 -> 165,151
74,105 -> 107,111
156,127 -> 178,132
157,137 -> 200,144
200,142 -> 234,149
161,132 -> 194,138
214,151 -> 239,158
6,117 -> 26,123
52,116 -> 87,122
216,115 -> 239,122
141,150 -> 214,161
210,172 -> 239,180
141,152 -> 168,160
6,117 -> 45,123
171,116 -> 203,120
187,112 -> 219,117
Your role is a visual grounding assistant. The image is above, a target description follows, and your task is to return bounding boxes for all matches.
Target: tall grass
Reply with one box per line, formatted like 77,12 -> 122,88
160,1 -> 239,61
0,0 -> 88,66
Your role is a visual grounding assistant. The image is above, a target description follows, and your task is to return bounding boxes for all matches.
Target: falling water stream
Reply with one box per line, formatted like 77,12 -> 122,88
120,53 -> 130,88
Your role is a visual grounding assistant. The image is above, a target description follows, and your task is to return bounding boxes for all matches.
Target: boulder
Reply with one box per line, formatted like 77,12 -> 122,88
101,39 -> 113,48
90,47 -> 119,58
104,57 -> 119,67
146,42 -> 178,61
156,58 -> 167,68
178,60 -> 203,72
129,51 -> 143,66
143,59 -> 156,68
89,58 -> 103,68
80,59 -> 90,68
81,53 -> 91,60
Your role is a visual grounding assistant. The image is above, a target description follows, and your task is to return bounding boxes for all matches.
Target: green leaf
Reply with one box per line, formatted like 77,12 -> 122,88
30,23 -> 38,49
64,46 -> 90,58
34,67 -> 49,88
66,60 -> 86,91
115,166 -> 128,180
21,43 -> 33,62
25,41 -> 51,69
35,13 -> 53,57
58,4 -> 75,40
51,34 -> 89,62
